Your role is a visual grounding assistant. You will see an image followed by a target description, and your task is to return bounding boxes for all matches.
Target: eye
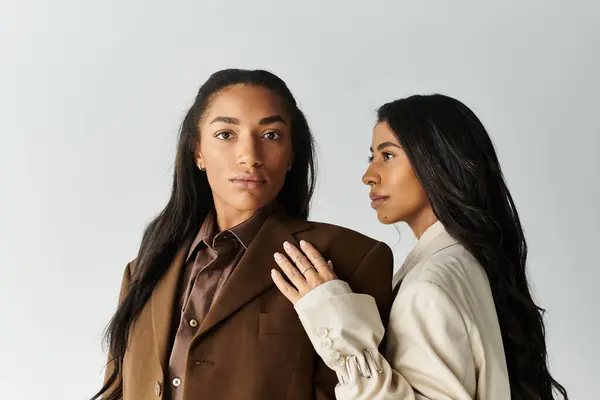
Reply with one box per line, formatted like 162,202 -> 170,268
262,131 -> 281,140
367,155 -> 374,163
383,152 -> 394,161
215,131 -> 234,140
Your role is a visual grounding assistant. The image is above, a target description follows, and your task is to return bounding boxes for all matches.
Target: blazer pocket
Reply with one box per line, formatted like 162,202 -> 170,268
258,310 -> 302,334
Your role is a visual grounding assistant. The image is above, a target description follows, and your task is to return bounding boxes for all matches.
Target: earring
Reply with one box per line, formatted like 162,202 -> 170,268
200,166 -> 206,171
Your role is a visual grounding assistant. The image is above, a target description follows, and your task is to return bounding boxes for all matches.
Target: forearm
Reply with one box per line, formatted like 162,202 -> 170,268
297,282 -> 413,400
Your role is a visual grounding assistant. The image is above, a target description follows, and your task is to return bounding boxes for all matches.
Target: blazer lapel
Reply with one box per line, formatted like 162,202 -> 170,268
150,238 -> 193,373
193,212 -> 311,340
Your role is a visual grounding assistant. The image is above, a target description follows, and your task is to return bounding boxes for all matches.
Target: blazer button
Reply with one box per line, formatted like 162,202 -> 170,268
317,328 -> 329,338
154,381 -> 162,397
173,377 -> 182,387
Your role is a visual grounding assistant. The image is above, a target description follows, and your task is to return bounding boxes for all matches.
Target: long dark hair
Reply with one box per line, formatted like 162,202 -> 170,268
92,69 -> 317,400
378,94 -> 568,400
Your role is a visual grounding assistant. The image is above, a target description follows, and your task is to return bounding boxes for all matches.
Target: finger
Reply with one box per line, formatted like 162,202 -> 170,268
299,240 -> 336,277
319,260 -> 338,281
282,242 -> 326,287
274,252 -> 308,291
271,269 -> 301,304
300,265 -> 322,286
282,241 -> 313,275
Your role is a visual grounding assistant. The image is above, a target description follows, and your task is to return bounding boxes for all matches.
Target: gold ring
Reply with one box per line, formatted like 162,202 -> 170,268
301,266 -> 316,275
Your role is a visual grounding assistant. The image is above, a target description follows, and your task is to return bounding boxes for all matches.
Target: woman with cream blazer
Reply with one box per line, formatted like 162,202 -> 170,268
291,221 -> 509,399
271,93 -> 568,400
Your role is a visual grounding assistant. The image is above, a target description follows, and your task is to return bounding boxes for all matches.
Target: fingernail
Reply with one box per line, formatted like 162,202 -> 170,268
299,240 -> 307,247
274,252 -> 282,260
283,241 -> 292,250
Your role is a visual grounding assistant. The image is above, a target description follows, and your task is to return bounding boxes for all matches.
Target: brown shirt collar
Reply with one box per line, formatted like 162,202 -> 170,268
185,202 -> 277,261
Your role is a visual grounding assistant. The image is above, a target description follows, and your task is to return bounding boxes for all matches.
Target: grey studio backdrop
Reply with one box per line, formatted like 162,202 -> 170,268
1,1 -> 598,399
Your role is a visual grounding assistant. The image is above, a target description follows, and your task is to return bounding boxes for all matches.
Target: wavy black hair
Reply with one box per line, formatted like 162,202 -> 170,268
378,94 -> 568,400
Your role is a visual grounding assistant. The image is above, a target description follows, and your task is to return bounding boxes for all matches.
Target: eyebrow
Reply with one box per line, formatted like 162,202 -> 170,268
259,115 -> 288,125
369,142 -> 402,152
210,116 -> 239,125
209,115 -> 288,125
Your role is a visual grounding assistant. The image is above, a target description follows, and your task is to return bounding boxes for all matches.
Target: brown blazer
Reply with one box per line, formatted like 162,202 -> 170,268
104,210 -> 394,400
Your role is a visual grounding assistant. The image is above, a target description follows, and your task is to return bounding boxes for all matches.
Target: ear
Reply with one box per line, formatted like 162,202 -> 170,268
195,144 -> 205,171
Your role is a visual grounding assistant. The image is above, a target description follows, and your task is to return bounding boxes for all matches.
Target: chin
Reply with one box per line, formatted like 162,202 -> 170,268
377,216 -> 396,225
231,194 -> 273,212
376,209 -> 402,225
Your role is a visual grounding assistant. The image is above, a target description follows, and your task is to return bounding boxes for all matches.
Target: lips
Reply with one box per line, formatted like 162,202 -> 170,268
230,173 -> 267,189
369,193 -> 389,208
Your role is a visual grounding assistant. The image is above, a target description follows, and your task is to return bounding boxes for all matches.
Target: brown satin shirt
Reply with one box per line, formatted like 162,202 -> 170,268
165,205 -> 273,400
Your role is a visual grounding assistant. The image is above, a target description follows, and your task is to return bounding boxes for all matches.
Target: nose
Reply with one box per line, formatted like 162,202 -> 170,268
362,163 -> 380,186
237,135 -> 263,168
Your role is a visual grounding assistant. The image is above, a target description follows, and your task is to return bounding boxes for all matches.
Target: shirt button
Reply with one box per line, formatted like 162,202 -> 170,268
172,377 -> 181,387
321,337 -> 333,349
189,319 -> 198,328
154,381 -> 162,397
329,350 -> 341,360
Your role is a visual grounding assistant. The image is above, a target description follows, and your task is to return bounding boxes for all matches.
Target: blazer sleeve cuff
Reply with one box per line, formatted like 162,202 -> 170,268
294,279 -> 353,312
294,289 -> 385,379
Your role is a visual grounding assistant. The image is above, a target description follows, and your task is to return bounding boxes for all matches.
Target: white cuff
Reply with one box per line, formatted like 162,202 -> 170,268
294,279 -> 353,312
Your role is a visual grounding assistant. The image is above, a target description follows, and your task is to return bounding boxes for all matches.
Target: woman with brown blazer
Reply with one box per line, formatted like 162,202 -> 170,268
91,69 -> 394,400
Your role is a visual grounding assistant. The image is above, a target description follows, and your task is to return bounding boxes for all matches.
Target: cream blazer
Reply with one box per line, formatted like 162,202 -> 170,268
295,221 -> 510,399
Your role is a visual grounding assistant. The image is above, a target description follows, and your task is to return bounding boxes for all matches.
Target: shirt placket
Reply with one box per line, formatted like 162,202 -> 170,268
167,235 -> 236,400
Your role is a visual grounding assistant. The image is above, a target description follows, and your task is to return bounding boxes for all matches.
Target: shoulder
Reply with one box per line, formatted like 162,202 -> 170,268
123,257 -> 138,279
306,220 -> 376,242
398,241 -> 492,319
391,245 -> 480,334
405,241 -> 481,284
287,219 -> 393,287
303,220 -> 392,261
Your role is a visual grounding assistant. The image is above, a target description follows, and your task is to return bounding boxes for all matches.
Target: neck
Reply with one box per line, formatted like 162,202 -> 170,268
214,203 -> 259,232
407,207 -> 438,239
